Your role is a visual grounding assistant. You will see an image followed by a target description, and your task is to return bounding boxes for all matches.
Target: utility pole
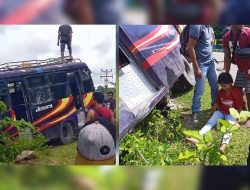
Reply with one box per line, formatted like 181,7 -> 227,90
100,69 -> 113,93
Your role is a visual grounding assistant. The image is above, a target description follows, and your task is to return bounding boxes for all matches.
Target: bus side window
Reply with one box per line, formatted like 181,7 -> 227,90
79,69 -> 94,93
82,79 -> 94,93
48,72 -> 70,100
26,75 -> 53,105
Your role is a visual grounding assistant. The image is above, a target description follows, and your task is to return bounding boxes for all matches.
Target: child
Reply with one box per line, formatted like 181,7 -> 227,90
187,72 -> 243,152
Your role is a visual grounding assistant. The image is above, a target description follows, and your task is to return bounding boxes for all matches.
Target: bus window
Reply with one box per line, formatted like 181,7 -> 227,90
26,75 -> 52,105
50,85 -> 70,99
48,72 -> 70,100
27,75 -> 47,87
83,79 -> 94,93
0,94 -> 8,109
28,86 -> 52,105
79,69 -> 91,81
48,72 -> 67,83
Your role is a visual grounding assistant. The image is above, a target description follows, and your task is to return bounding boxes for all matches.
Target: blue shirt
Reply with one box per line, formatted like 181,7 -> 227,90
189,25 -> 213,64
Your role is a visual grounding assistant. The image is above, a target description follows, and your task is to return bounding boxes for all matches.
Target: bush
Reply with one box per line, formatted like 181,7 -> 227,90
0,113 -> 49,163
120,108 -> 187,165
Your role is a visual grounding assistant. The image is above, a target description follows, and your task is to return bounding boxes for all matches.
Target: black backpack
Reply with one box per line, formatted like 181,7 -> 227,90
180,25 -> 190,57
180,25 -> 204,57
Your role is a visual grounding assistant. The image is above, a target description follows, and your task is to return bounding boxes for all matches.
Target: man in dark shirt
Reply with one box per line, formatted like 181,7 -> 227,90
104,91 -> 115,113
57,24 -> 73,61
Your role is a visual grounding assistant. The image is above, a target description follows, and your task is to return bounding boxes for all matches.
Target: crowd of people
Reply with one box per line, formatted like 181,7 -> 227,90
75,91 -> 116,165
184,25 -> 250,155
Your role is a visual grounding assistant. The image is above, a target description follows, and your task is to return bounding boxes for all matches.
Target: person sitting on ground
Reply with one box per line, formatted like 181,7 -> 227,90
86,92 -> 115,125
57,24 -> 73,61
186,72 -> 243,152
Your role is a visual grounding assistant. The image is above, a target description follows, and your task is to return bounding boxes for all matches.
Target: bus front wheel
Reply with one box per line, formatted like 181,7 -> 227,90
59,122 -> 74,145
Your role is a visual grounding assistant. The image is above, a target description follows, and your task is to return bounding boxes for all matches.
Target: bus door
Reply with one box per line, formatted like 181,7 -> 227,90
67,72 -> 82,110
7,81 -> 30,121
79,69 -> 95,110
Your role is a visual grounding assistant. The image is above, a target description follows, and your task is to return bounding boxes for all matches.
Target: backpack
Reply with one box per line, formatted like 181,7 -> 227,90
180,25 -> 204,58
229,29 -> 250,64
180,25 -> 190,57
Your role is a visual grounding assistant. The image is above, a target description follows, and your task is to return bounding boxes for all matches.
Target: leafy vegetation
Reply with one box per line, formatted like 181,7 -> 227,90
0,103 -> 49,164
176,108 -> 248,165
120,109 -> 189,165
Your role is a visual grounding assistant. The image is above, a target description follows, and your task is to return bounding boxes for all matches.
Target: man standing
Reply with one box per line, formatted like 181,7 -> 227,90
104,91 -> 116,113
57,24 -> 73,61
188,25 -> 218,123
223,25 -> 250,110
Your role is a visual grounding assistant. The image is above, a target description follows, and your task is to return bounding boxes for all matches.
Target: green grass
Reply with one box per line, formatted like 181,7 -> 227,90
176,80 -> 250,165
36,142 -> 77,165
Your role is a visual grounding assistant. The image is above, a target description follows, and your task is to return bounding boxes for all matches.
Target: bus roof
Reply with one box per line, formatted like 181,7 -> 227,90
0,58 -> 91,79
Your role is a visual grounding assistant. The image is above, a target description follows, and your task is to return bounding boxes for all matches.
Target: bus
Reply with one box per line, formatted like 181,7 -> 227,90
119,25 -> 195,140
0,57 -> 94,144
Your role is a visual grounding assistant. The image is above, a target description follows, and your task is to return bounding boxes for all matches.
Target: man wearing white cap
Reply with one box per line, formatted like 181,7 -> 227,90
75,118 -> 116,165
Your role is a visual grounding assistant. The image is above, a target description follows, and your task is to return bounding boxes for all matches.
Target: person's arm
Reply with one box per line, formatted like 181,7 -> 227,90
224,47 -> 231,73
206,103 -> 218,120
111,112 -> 115,126
57,29 -> 61,46
188,37 -> 202,79
222,34 -> 231,73
86,110 -> 95,123
69,32 -> 72,44
69,26 -> 73,44
235,89 -> 244,113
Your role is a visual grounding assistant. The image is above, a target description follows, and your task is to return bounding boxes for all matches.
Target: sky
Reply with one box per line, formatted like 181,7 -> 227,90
0,25 -> 116,87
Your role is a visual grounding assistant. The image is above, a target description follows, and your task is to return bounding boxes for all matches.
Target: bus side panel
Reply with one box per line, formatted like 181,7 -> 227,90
30,96 -> 78,139
120,25 -> 185,90
82,92 -> 94,109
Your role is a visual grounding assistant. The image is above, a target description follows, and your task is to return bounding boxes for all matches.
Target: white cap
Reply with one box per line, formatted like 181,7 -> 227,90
78,122 -> 115,161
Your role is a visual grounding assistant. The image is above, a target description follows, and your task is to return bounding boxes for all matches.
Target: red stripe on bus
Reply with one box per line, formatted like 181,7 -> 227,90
129,25 -> 161,53
37,107 -> 76,132
130,26 -> 171,55
141,34 -> 179,70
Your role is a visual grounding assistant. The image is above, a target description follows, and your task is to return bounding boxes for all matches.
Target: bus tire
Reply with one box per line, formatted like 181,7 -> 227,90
59,122 -> 74,145
172,55 -> 195,94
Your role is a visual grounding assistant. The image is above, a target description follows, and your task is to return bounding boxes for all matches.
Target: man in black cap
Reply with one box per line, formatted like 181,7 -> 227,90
57,24 -> 73,61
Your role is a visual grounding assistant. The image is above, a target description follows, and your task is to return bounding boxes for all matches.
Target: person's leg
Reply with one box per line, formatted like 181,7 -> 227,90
61,43 -> 66,61
67,42 -> 72,58
192,64 -> 208,118
234,70 -> 247,109
220,114 -> 235,152
244,80 -> 250,111
207,60 -> 219,107
186,111 -> 224,144
199,110 -> 224,135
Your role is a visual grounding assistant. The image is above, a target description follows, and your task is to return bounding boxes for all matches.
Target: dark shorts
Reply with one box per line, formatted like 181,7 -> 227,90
234,70 -> 250,94
60,40 -> 71,52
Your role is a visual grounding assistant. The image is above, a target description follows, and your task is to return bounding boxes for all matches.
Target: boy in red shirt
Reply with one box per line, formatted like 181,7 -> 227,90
187,72 -> 243,152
